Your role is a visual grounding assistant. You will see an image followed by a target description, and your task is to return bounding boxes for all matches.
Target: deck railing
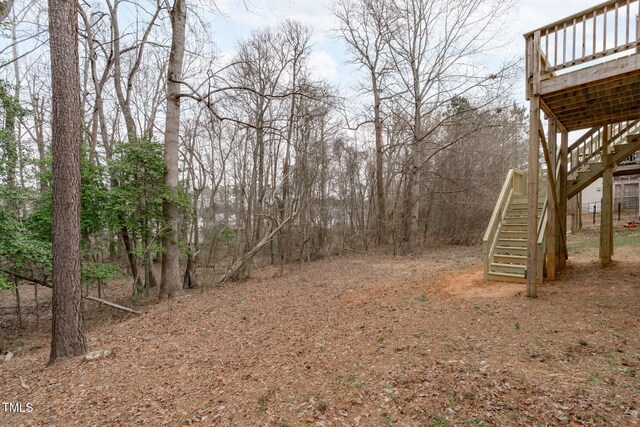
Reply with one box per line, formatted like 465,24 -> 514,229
526,0 -> 640,79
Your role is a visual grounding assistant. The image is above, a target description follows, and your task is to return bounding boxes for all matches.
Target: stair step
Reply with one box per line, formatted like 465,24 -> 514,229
509,207 -> 545,213
512,195 -> 546,200
493,254 -> 527,265
508,206 -> 545,211
504,218 -> 527,225
511,201 -> 546,206
503,223 -> 527,231
495,246 -> 527,256
490,262 -> 526,275
497,238 -> 527,247
614,143 -> 640,160
616,142 -> 638,151
499,230 -> 527,239
487,271 -> 526,284
507,212 -> 544,219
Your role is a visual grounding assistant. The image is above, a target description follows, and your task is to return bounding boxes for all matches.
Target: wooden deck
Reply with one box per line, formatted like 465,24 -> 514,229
522,0 -> 640,297
541,56 -> 640,130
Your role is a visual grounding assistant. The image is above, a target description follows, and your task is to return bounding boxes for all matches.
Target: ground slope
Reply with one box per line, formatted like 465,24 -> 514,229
1,239 -> 639,426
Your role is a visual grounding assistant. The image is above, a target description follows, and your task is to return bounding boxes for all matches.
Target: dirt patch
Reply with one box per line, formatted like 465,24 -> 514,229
436,265 -> 524,299
0,244 -> 639,426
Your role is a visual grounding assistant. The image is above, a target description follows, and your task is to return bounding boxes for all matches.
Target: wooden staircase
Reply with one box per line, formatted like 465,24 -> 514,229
484,121 -> 640,285
487,195 -> 545,283
521,0 -> 640,296
483,169 -> 548,284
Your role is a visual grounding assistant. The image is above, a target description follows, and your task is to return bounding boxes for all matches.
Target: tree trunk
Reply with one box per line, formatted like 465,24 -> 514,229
48,0 -> 87,365
160,0 -> 186,299
407,60 -> 423,254
120,223 -> 142,291
182,252 -> 197,289
372,77 -> 386,244
407,113 -> 422,253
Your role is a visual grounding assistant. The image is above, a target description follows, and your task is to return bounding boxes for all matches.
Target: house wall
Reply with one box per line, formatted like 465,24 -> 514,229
578,176 -> 640,220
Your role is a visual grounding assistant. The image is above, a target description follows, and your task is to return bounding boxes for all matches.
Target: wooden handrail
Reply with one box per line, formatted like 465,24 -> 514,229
537,198 -> 549,245
567,126 -> 599,154
525,0 -> 640,75
525,0 -> 628,37
483,169 -> 514,245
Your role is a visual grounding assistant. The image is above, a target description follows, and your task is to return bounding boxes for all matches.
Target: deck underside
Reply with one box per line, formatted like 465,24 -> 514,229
541,54 -> 640,131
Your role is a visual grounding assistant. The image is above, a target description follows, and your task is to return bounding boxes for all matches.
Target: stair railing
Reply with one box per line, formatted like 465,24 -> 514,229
568,120 -> 640,177
483,169 -> 527,279
568,127 -> 601,173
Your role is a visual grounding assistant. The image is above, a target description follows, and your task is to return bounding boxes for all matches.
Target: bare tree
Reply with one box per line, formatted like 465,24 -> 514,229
160,0 -> 187,299
48,0 -> 87,364
385,0 -> 513,252
105,0 -> 161,143
333,0 -> 391,244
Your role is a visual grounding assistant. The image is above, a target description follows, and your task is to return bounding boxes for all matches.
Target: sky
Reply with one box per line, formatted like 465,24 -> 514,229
208,0 -> 607,100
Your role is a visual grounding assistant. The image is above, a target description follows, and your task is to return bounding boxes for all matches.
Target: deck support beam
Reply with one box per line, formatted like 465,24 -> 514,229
527,31 -> 541,298
546,118 -> 558,281
571,192 -> 582,233
569,133 -> 582,235
558,131 -> 569,270
527,95 -> 541,298
600,125 -> 614,265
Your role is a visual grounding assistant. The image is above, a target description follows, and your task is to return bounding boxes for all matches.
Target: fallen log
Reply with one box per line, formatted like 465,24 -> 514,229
215,206 -> 299,284
2,270 -> 142,315
84,295 -> 142,315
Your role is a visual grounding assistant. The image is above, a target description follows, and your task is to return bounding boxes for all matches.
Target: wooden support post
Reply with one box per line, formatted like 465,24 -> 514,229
537,239 -> 544,286
558,131 -> 569,269
527,31 -> 541,298
570,132 -> 582,233
546,118 -> 557,281
527,98 -> 540,297
572,192 -> 583,233
538,120 -> 569,262
600,125 -> 613,265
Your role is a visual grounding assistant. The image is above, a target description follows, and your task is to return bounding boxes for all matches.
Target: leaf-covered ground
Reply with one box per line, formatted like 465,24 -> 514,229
1,233 -> 639,426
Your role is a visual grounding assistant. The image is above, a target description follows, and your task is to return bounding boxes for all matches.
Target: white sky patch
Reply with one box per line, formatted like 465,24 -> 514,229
308,50 -> 340,84
218,0 -> 337,44
515,0 -> 599,34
